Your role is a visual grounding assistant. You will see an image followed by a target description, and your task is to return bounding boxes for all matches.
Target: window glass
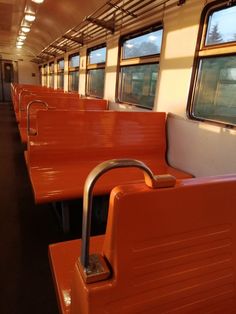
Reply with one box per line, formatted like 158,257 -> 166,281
69,71 -> 79,92
69,55 -> 80,68
58,59 -> 64,70
119,26 -> 162,109
206,5 -> 236,45
49,62 -> 54,72
39,66 -> 42,85
87,69 -> 105,98
189,3 -> 236,126
119,64 -> 158,109
43,65 -> 48,86
193,56 -> 236,124
123,29 -> 163,59
43,65 -> 47,74
88,47 -> 106,64
57,73 -> 64,89
49,74 -> 54,88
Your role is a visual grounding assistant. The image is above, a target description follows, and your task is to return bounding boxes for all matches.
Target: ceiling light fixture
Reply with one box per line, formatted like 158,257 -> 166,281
25,14 -> 36,22
31,0 -> 44,3
18,35 -> 27,40
21,26 -> 30,33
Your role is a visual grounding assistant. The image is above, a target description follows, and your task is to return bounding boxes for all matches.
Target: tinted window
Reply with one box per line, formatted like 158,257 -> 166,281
49,63 -> 54,72
57,73 -> 64,89
123,29 -> 163,59
88,47 -> 106,64
69,71 -> 79,92
193,56 -> 236,125
69,55 -> 80,67
119,64 -> 158,109
49,74 -> 54,88
58,59 -> 64,70
87,69 -> 105,98
206,5 -> 236,45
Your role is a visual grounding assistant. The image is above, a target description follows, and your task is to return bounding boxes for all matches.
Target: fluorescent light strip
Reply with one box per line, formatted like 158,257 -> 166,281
25,14 -> 36,22
31,0 -> 44,3
21,26 -> 30,33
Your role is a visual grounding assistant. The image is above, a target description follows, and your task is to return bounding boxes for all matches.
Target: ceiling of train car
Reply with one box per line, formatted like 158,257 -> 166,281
0,0 -> 184,63
0,0 -> 107,61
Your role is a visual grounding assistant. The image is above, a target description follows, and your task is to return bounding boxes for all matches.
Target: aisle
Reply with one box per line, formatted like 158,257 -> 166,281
0,104 -> 62,314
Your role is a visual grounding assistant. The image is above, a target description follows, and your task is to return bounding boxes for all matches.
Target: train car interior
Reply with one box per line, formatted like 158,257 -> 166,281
0,0 -> 235,313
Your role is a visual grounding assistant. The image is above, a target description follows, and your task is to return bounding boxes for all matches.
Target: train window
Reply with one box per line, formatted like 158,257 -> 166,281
49,62 -> 54,88
87,45 -> 106,98
205,5 -> 236,46
42,64 -> 48,87
87,68 -> 105,98
68,54 -> 79,92
119,26 -> 163,109
57,59 -> 64,70
189,2 -> 236,126
69,54 -> 80,67
57,59 -> 64,90
122,29 -> 162,59
39,66 -> 42,85
88,47 -> 106,64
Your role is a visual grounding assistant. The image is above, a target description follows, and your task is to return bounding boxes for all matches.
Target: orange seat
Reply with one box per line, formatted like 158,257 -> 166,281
17,91 -> 79,123
26,111 -> 192,204
18,95 -> 108,143
12,83 -> 77,121
49,172 -> 236,314
12,84 -> 55,120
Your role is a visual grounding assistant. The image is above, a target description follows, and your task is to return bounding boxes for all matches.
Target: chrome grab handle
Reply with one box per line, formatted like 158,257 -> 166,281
79,159 -> 176,283
27,100 -> 49,136
19,89 -> 32,111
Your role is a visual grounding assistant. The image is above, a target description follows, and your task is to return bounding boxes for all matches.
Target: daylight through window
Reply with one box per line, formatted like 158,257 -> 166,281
87,45 -> 106,98
119,26 -> 163,109
68,54 -> 80,92
190,2 -> 236,126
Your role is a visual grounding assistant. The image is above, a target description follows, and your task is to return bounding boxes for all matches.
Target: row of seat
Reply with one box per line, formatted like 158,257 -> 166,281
11,84 -> 108,143
11,83 -> 193,232
11,83 -> 236,313
12,83 -> 193,206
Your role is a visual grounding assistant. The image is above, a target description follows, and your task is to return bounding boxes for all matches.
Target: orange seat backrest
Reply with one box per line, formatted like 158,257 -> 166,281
71,174 -> 236,314
28,110 -> 166,167
19,96 -> 108,127
14,85 -> 53,112
19,92 -> 79,110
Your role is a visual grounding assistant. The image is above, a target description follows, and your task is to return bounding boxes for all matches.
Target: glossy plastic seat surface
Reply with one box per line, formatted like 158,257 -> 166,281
49,174 -> 236,314
27,110 -> 192,203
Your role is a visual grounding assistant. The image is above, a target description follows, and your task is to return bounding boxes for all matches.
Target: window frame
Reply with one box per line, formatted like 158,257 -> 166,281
86,44 -> 106,98
187,0 -> 236,128
68,53 -> 80,92
57,58 -> 64,90
42,64 -> 48,87
117,24 -> 163,110
39,66 -> 42,86
49,61 -> 54,88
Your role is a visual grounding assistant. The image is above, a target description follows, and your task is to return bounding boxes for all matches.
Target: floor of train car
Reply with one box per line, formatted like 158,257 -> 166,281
0,103 -> 108,314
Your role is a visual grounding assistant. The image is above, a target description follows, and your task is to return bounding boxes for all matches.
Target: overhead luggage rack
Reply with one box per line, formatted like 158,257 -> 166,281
32,0 -> 186,63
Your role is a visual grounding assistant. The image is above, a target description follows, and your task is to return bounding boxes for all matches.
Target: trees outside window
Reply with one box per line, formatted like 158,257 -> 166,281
189,2 -> 236,126
118,26 -> 163,109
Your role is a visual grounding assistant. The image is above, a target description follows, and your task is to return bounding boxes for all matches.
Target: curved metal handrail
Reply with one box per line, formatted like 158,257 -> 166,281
80,159 -> 175,271
19,89 -> 32,111
27,100 -> 49,136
